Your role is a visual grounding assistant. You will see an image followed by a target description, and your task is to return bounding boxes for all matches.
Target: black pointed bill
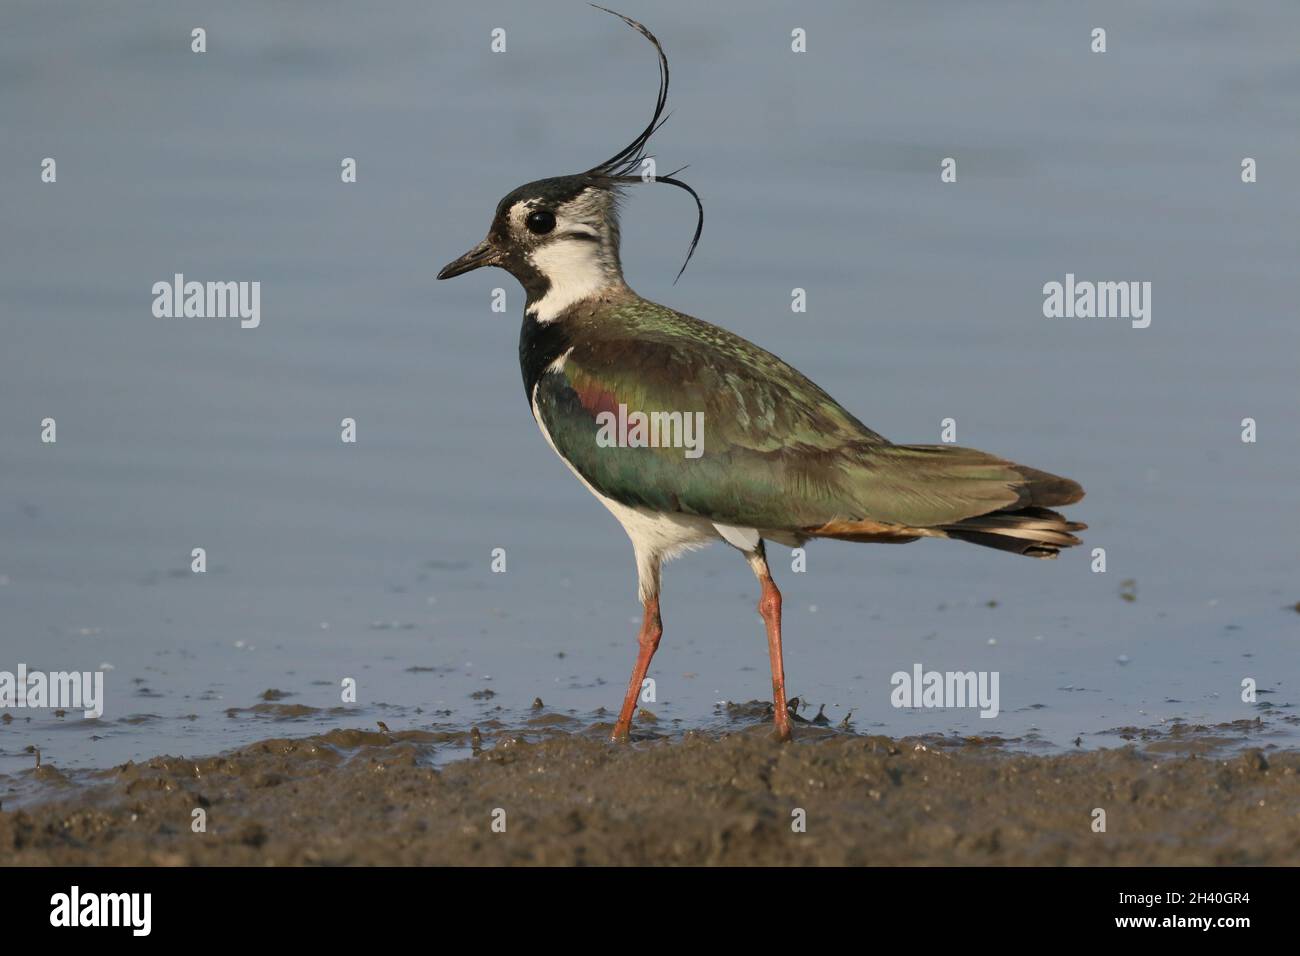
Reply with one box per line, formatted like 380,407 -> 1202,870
437,238 -> 499,280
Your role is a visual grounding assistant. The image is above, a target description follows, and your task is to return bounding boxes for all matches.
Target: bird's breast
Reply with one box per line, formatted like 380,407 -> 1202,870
517,311 -> 574,405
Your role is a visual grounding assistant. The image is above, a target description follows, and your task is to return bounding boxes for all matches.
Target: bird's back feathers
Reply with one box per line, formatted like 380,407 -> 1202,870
527,291 -> 1085,556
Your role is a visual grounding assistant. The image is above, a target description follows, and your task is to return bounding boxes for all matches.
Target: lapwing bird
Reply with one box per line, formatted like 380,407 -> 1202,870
438,8 -> 1085,742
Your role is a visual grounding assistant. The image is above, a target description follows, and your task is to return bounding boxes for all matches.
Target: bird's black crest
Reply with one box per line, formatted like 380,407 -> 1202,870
584,6 -> 703,282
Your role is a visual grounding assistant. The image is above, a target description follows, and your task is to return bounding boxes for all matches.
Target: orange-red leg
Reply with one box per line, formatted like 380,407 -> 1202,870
757,571 -> 792,741
611,595 -> 662,742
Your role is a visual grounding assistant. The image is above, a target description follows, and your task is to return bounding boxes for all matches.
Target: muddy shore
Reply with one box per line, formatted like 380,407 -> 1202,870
3,706 -> 1298,866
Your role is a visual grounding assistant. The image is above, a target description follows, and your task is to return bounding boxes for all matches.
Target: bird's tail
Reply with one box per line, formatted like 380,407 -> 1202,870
940,505 -> 1086,559
801,444 -> 1086,559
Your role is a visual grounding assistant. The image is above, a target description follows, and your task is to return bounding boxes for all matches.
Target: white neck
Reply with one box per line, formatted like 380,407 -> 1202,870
526,237 -> 623,323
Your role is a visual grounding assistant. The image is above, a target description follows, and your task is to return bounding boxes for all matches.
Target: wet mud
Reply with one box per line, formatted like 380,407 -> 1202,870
3,705 -> 1299,866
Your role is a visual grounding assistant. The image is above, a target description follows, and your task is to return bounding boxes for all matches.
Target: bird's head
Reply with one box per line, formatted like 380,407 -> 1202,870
436,7 -> 702,322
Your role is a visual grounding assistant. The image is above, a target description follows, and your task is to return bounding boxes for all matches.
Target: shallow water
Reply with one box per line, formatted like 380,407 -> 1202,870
2,0 -> 1298,773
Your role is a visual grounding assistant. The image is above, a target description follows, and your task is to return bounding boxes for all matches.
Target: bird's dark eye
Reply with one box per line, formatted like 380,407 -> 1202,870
525,210 -> 556,235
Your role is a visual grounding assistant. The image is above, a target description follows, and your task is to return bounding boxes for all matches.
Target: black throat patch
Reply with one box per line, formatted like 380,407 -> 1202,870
518,311 -> 574,406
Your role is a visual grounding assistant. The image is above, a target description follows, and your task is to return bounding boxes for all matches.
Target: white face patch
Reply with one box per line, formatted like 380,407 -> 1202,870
509,189 -> 624,323
528,240 -> 614,322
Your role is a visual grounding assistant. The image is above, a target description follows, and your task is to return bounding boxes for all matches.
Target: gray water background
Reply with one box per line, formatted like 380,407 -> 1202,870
2,1 -> 1298,772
